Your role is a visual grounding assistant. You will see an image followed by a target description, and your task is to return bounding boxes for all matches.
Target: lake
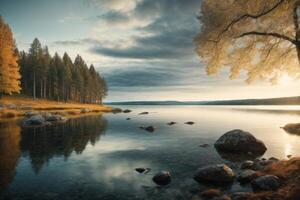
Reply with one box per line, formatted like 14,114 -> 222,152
1,105 -> 300,200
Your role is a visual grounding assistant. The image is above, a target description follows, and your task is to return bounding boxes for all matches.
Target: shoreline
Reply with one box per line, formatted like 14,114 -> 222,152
0,96 -> 113,121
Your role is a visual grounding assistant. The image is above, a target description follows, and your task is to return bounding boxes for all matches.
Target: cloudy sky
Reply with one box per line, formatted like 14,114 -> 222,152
1,0 -> 299,102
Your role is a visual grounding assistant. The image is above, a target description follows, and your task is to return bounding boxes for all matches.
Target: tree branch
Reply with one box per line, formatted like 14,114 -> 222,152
220,0 -> 285,37
236,31 -> 296,44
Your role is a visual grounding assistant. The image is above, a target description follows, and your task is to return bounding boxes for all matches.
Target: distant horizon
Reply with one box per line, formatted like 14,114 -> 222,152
104,95 -> 300,104
1,0 -> 300,102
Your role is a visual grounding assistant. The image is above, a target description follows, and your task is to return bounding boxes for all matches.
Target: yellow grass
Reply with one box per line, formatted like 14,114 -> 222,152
0,96 -> 112,120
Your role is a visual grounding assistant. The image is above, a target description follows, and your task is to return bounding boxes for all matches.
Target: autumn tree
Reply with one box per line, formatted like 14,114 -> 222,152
195,0 -> 300,83
0,16 -> 21,96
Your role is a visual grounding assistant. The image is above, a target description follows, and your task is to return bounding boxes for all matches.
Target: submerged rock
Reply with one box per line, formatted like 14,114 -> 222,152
193,164 -> 235,184
199,144 -> 210,148
282,123 -> 300,134
112,108 -> 122,114
135,167 -> 151,174
231,192 -> 252,200
139,112 -> 149,115
152,171 -> 171,186
251,175 -> 280,191
167,121 -> 176,126
126,118 -> 131,120
214,129 -> 267,155
123,109 -> 132,113
140,126 -> 155,132
185,121 -> 195,125
22,115 -> 50,127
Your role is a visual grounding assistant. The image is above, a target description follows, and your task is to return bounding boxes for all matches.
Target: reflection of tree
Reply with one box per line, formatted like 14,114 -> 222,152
0,121 -> 21,190
20,115 -> 107,173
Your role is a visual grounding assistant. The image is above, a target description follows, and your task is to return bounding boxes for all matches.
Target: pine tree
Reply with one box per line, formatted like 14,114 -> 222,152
28,38 -> 43,99
0,16 -> 21,96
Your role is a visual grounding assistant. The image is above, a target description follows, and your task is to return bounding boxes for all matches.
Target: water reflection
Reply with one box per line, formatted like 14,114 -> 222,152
0,121 -> 21,190
20,115 -> 107,173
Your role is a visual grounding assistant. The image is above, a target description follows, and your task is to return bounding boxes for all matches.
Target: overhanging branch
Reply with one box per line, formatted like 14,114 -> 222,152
237,31 -> 296,44
219,0 -> 285,37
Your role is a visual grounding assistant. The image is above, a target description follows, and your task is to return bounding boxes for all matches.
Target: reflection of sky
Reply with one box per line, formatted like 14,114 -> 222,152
4,106 -> 300,199
1,0 -> 300,101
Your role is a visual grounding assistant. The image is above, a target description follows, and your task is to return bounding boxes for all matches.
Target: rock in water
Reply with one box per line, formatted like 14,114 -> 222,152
123,109 -> 132,113
240,160 -> 255,170
193,164 -> 235,184
46,115 -> 66,122
185,121 -> 195,125
200,189 -> 222,199
251,175 -> 280,191
282,123 -> 300,134
22,115 -> 50,127
214,129 -> 267,154
135,168 -> 146,173
139,112 -> 149,115
237,170 -> 258,183
167,121 -> 176,125
140,126 -> 155,132
152,171 -> 171,186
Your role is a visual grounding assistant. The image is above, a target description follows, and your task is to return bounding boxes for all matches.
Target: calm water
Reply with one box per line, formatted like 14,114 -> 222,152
1,106 -> 300,200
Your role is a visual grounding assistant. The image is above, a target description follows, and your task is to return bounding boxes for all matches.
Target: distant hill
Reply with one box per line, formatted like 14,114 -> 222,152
106,96 -> 300,105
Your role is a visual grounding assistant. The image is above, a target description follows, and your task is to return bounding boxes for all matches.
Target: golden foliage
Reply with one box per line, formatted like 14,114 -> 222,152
0,16 -> 21,95
195,0 -> 300,83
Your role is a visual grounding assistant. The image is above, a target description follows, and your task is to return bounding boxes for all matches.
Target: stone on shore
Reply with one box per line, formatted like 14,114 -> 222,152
81,108 -> 91,113
193,164 -> 235,184
214,129 -> 267,154
240,160 -> 255,170
152,171 -> 171,186
251,175 -> 280,191
46,115 -> 66,122
237,170 -> 258,183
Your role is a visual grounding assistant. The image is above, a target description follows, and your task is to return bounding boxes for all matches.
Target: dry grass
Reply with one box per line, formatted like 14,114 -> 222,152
0,96 -> 112,120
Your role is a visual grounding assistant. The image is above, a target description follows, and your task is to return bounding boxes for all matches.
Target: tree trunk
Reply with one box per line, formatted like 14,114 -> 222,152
33,71 -> 36,100
296,43 -> 300,62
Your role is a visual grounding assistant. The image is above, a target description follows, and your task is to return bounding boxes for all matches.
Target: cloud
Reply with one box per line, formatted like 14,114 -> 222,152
88,0 -> 201,59
53,38 -> 102,46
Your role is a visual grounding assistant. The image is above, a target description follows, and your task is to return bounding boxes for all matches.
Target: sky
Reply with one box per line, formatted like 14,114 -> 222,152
1,0 -> 299,102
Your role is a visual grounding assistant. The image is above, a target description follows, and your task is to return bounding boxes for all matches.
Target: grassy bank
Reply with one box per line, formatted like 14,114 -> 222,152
0,96 -> 112,120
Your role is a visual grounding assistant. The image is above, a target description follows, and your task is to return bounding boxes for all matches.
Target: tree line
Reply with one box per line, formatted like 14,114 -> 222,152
19,38 -> 107,103
0,16 -> 107,104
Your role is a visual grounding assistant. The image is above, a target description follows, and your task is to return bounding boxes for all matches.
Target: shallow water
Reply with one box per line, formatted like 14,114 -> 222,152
1,106 -> 300,200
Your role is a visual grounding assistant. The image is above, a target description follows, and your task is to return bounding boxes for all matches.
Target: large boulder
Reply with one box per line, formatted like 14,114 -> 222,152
214,129 -> 267,154
22,115 -> 50,127
193,164 -> 235,184
251,175 -> 280,191
152,171 -> 171,186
